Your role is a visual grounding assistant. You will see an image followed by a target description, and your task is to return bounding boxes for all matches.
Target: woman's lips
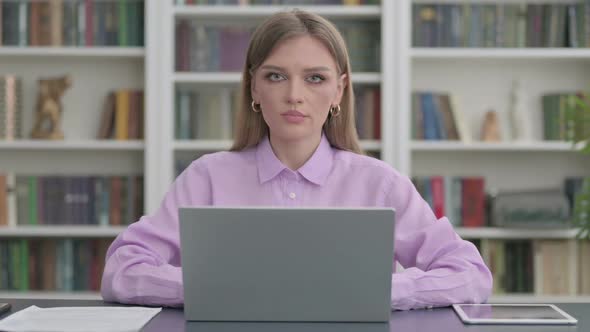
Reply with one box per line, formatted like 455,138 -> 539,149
281,110 -> 307,124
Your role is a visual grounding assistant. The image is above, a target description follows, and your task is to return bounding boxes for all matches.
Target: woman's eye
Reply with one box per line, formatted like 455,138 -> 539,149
266,73 -> 285,82
306,75 -> 325,84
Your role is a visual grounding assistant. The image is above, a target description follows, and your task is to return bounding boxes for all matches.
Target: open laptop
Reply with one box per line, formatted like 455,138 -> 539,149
178,207 -> 395,322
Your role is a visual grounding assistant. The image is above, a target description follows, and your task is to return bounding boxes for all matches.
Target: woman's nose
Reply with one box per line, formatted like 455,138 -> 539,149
286,80 -> 304,105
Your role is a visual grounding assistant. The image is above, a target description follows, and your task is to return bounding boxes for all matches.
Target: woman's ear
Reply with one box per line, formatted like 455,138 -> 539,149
250,73 -> 259,102
333,73 -> 348,105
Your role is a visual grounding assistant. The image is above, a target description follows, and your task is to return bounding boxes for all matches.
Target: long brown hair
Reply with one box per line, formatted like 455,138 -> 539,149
230,10 -> 362,154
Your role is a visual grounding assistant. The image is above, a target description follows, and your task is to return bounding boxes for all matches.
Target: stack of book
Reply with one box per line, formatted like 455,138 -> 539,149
97,89 -> 144,140
542,92 -> 590,141
0,76 -> 23,140
0,173 -> 144,227
0,0 -> 145,47
413,3 -> 590,48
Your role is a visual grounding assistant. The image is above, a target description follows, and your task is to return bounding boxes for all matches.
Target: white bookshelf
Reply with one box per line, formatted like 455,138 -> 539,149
399,0 -> 590,302
412,48 -> 590,60
0,140 -> 144,151
0,47 -> 145,58
0,0 -> 155,297
0,226 -> 126,238
411,141 -> 586,152
158,1 -> 391,187
173,5 -> 381,19
173,139 -> 381,152
4,291 -> 590,302
456,227 -> 581,240
174,72 -> 381,85
489,295 -> 590,304
0,291 -> 102,300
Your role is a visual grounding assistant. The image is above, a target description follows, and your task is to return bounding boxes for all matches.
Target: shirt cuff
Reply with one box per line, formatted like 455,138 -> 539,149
390,272 -> 415,310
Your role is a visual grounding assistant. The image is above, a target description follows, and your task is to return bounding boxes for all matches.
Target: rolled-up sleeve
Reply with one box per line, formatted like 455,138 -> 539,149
100,158 -> 212,307
388,175 -> 493,310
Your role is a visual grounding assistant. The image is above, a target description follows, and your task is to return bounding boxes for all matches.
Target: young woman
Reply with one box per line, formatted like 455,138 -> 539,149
101,10 -> 492,311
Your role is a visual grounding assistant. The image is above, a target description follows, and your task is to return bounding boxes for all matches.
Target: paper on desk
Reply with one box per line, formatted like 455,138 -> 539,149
0,305 -> 162,332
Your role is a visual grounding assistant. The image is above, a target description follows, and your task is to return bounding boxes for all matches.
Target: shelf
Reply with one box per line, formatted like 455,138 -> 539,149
411,141 -> 585,152
455,227 -> 580,240
0,292 -> 588,303
173,5 -> 381,19
411,48 -> 590,60
174,139 -> 381,151
0,291 -> 101,300
0,140 -> 145,151
0,47 -> 145,58
174,72 -> 380,84
489,294 -> 590,304
0,226 -> 126,237
175,140 -> 232,151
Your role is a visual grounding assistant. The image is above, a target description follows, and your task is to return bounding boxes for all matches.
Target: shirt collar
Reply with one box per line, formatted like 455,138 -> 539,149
256,133 -> 334,186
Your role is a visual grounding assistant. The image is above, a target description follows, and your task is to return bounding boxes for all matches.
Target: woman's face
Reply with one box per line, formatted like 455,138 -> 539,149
251,35 -> 346,143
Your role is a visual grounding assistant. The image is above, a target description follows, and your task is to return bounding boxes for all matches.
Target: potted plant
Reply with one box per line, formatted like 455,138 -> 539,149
566,93 -> 590,240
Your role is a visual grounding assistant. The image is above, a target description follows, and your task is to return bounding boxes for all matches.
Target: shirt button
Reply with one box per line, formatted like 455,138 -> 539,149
289,192 -> 296,199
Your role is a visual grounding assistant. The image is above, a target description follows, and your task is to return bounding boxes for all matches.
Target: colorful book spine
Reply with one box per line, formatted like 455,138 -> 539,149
0,76 -> 23,140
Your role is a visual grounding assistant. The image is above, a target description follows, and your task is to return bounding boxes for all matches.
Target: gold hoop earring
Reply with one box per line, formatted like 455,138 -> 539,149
330,105 -> 341,117
251,100 -> 261,113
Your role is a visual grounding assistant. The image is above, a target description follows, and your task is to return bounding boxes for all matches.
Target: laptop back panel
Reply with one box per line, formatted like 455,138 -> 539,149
179,207 -> 395,322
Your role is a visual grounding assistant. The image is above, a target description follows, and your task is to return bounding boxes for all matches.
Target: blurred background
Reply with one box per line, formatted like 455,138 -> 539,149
0,0 -> 589,304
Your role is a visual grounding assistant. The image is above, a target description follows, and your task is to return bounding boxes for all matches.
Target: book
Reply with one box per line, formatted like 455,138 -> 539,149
0,76 -> 23,140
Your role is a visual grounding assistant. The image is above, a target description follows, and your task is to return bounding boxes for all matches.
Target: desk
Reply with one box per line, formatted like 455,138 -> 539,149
0,298 -> 587,332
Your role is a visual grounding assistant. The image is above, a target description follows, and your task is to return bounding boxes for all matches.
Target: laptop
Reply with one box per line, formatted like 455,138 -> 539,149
179,207 -> 395,322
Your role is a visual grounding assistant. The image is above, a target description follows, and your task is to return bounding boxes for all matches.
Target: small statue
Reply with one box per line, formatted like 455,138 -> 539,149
508,79 -> 532,141
30,75 -> 72,140
481,110 -> 502,142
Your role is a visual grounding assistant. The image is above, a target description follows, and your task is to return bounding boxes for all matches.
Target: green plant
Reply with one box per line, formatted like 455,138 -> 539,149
565,93 -> 590,240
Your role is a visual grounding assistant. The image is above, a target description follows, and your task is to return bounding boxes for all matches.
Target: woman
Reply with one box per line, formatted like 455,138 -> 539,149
101,10 -> 492,311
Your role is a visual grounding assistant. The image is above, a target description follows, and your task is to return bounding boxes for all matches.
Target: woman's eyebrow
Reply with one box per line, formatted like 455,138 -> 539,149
259,65 -> 332,72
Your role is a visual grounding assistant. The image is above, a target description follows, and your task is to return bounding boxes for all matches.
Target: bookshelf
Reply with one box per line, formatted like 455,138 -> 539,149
0,140 -> 144,151
403,0 -> 590,301
0,0 -> 153,299
173,4 -> 382,18
1,0 -> 589,302
411,48 -> 590,59
160,1 -> 395,184
0,46 -> 144,57
0,226 -> 125,238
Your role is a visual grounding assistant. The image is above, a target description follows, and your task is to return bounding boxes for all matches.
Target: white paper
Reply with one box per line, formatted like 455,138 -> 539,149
0,305 -> 162,332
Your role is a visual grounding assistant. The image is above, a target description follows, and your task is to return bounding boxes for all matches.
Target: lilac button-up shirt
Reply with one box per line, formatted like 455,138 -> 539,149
101,134 -> 492,310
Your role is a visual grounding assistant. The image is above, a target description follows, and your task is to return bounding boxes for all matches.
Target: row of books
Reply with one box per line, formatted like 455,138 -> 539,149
413,3 -> 590,48
411,92 -> 467,142
0,174 -> 144,226
0,0 -> 144,47
175,21 -> 380,72
413,176 -> 587,229
0,76 -> 23,140
542,92 -> 590,141
175,0 -> 379,4
175,88 -> 238,140
475,239 -> 590,295
0,238 -> 111,291
354,87 -> 380,140
97,89 -> 144,140
175,86 -> 382,140
412,176 -> 485,228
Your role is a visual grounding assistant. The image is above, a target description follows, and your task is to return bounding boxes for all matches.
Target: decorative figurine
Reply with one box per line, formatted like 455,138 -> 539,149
508,79 -> 532,141
31,75 -> 72,140
481,110 -> 502,142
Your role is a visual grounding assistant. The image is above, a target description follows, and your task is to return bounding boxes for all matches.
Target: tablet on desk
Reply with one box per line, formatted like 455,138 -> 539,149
452,304 -> 578,325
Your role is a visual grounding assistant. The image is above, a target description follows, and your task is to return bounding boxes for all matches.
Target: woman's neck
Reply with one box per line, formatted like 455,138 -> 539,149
269,132 -> 322,171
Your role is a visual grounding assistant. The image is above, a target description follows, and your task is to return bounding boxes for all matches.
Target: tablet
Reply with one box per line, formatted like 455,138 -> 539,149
452,304 -> 578,325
